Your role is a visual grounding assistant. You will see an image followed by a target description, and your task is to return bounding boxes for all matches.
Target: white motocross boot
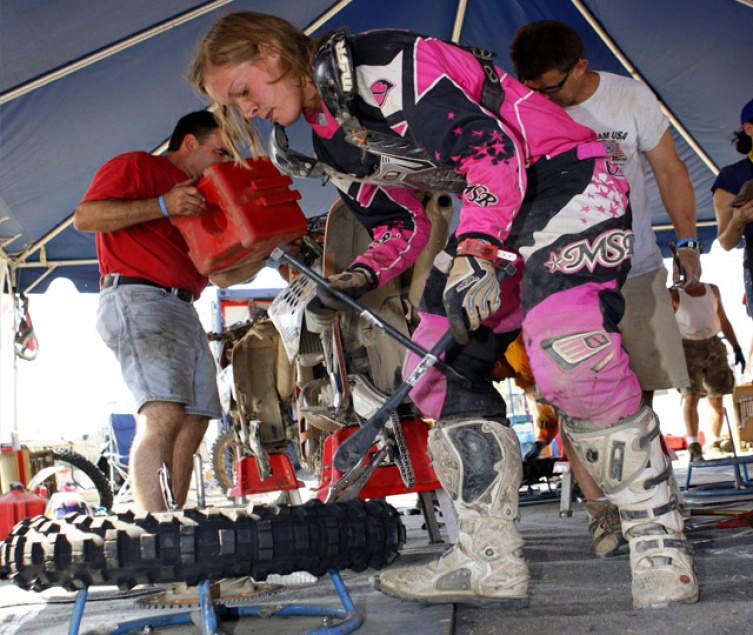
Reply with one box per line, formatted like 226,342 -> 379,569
375,419 -> 529,607
562,405 -> 699,609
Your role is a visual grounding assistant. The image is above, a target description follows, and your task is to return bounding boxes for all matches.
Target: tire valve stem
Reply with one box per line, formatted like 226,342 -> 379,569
158,463 -> 179,511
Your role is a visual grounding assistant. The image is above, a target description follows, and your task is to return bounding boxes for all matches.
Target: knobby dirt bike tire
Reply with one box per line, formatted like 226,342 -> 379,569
52,448 -> 114,511
2,499 -> 406,592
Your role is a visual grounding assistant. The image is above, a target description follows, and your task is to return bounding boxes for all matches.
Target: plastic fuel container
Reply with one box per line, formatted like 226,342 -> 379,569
0,483 -> 46,540
172,158 -> 308,277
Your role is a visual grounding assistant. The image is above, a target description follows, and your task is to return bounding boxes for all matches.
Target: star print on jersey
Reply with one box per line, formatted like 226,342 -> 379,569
579,172 -> 627,222
466,128 -> 515,166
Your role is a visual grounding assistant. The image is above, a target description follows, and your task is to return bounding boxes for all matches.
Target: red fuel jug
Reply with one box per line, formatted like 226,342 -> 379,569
172,158 -> 308,278
0,482 -> 46,540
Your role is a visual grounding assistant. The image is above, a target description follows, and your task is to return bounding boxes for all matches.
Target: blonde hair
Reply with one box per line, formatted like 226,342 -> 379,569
189,11 -> 314,160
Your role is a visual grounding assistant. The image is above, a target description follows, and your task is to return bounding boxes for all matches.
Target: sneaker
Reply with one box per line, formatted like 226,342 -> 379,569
687,441 -> 704,462
720,437 -> 734,453
586,500 -> 629,559
706,440 -> 724,458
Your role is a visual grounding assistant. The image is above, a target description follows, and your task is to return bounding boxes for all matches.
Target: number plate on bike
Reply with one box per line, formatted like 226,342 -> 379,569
268,275 -> 318,362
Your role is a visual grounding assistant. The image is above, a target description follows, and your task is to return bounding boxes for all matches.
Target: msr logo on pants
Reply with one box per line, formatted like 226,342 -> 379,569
544,230 -> 633,274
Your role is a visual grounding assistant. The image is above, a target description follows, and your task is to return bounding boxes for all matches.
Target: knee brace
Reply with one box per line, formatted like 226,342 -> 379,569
560,405 -> 683,533
559,405 -> 663,495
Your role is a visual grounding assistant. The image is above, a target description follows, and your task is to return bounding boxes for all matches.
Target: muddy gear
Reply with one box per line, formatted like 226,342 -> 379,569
561,406 -> 699,609
316,267 -> 375,311
375,419 -> 529,607
443,255 -> 501,345
586,500 -> 629,559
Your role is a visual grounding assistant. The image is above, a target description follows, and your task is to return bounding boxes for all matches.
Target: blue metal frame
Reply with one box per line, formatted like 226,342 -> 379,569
685,455 -> 753,498
70,570 -> 364,635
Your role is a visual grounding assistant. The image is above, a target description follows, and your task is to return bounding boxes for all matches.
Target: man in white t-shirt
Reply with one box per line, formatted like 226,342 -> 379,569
509,20 -> 701,608
510,19 -> 701,406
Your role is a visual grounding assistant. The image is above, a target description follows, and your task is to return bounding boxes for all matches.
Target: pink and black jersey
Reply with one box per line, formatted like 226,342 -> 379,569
304,30 -> 597,287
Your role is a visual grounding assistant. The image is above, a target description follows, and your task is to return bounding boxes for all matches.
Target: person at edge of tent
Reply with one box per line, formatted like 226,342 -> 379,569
714,97 -> 753,372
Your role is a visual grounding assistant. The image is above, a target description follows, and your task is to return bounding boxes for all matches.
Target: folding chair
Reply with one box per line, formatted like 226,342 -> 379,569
98,413 -> 136,507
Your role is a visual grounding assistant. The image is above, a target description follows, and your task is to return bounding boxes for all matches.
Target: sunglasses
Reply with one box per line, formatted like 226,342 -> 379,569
531,64 -> 575,94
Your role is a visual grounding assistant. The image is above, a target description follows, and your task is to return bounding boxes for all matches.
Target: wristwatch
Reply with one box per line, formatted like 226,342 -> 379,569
673,238 -> 703,253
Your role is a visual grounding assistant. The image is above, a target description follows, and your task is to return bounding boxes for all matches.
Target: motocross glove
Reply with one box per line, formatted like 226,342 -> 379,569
734,345 -> 746,374
316,267 -> 375,311
443,255 -> 500,345
305,296 -> 337,334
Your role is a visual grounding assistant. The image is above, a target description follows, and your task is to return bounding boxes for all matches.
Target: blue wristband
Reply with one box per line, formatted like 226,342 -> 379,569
158,195 -> 169,218
675,237 -> 699,250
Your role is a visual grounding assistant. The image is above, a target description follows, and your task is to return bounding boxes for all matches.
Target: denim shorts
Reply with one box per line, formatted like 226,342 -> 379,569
96,284 -> 222,418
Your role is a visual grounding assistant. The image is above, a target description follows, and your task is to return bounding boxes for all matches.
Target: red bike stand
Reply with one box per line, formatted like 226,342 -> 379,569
313,419 -> 449,543
227,451 -> 303,498
315,419 -> 441,501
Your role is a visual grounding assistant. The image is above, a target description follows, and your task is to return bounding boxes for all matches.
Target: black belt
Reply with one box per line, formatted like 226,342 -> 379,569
101,274 -> 195,303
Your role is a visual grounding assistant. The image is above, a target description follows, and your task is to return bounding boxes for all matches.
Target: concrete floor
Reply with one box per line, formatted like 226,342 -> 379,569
2,449 -> 753,635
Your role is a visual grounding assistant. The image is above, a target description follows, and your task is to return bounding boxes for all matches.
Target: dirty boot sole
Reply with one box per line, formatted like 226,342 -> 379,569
636,589 -> 700,610
632,567 -> 700,609
374,575 -> 529,609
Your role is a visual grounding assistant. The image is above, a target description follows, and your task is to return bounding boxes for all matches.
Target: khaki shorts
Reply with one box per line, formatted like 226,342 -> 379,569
680,336 -> 735,397
618,268 -> 690,391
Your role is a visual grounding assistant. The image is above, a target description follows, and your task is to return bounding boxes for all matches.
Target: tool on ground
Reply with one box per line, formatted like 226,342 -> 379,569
688,507 -> 753,528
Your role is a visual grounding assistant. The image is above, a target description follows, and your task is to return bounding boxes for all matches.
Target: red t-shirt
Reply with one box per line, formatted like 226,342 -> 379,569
81,151 -> 208,297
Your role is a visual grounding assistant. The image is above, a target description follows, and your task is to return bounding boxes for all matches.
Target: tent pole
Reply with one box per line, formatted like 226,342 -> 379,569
304,1 -> 353,35
452,0 -> 469,43
15,217 -> 81,265
0,0 -> 235,105
570,0 -> 719,175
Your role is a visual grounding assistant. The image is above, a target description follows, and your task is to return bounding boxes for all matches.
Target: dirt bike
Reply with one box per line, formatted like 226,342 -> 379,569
210,194 -> 457,508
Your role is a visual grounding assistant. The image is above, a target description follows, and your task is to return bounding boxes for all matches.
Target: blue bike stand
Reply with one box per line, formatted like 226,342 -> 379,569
69,569 -> 364,635
685,454 -> 753,498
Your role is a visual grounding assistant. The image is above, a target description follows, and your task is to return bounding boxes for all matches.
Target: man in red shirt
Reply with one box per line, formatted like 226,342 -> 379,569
74,111 -> 232,511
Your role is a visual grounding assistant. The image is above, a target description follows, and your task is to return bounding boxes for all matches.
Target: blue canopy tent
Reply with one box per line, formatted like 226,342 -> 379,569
1,0 -> 752,294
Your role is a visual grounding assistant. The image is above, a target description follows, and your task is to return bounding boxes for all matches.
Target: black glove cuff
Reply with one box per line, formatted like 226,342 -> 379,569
349,265 -> 378,291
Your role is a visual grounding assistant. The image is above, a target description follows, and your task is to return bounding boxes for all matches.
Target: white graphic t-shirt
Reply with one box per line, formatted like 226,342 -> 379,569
567,72 -> 668,277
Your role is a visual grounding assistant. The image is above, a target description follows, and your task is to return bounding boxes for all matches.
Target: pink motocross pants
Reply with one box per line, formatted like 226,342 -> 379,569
406,145 -> 641,428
